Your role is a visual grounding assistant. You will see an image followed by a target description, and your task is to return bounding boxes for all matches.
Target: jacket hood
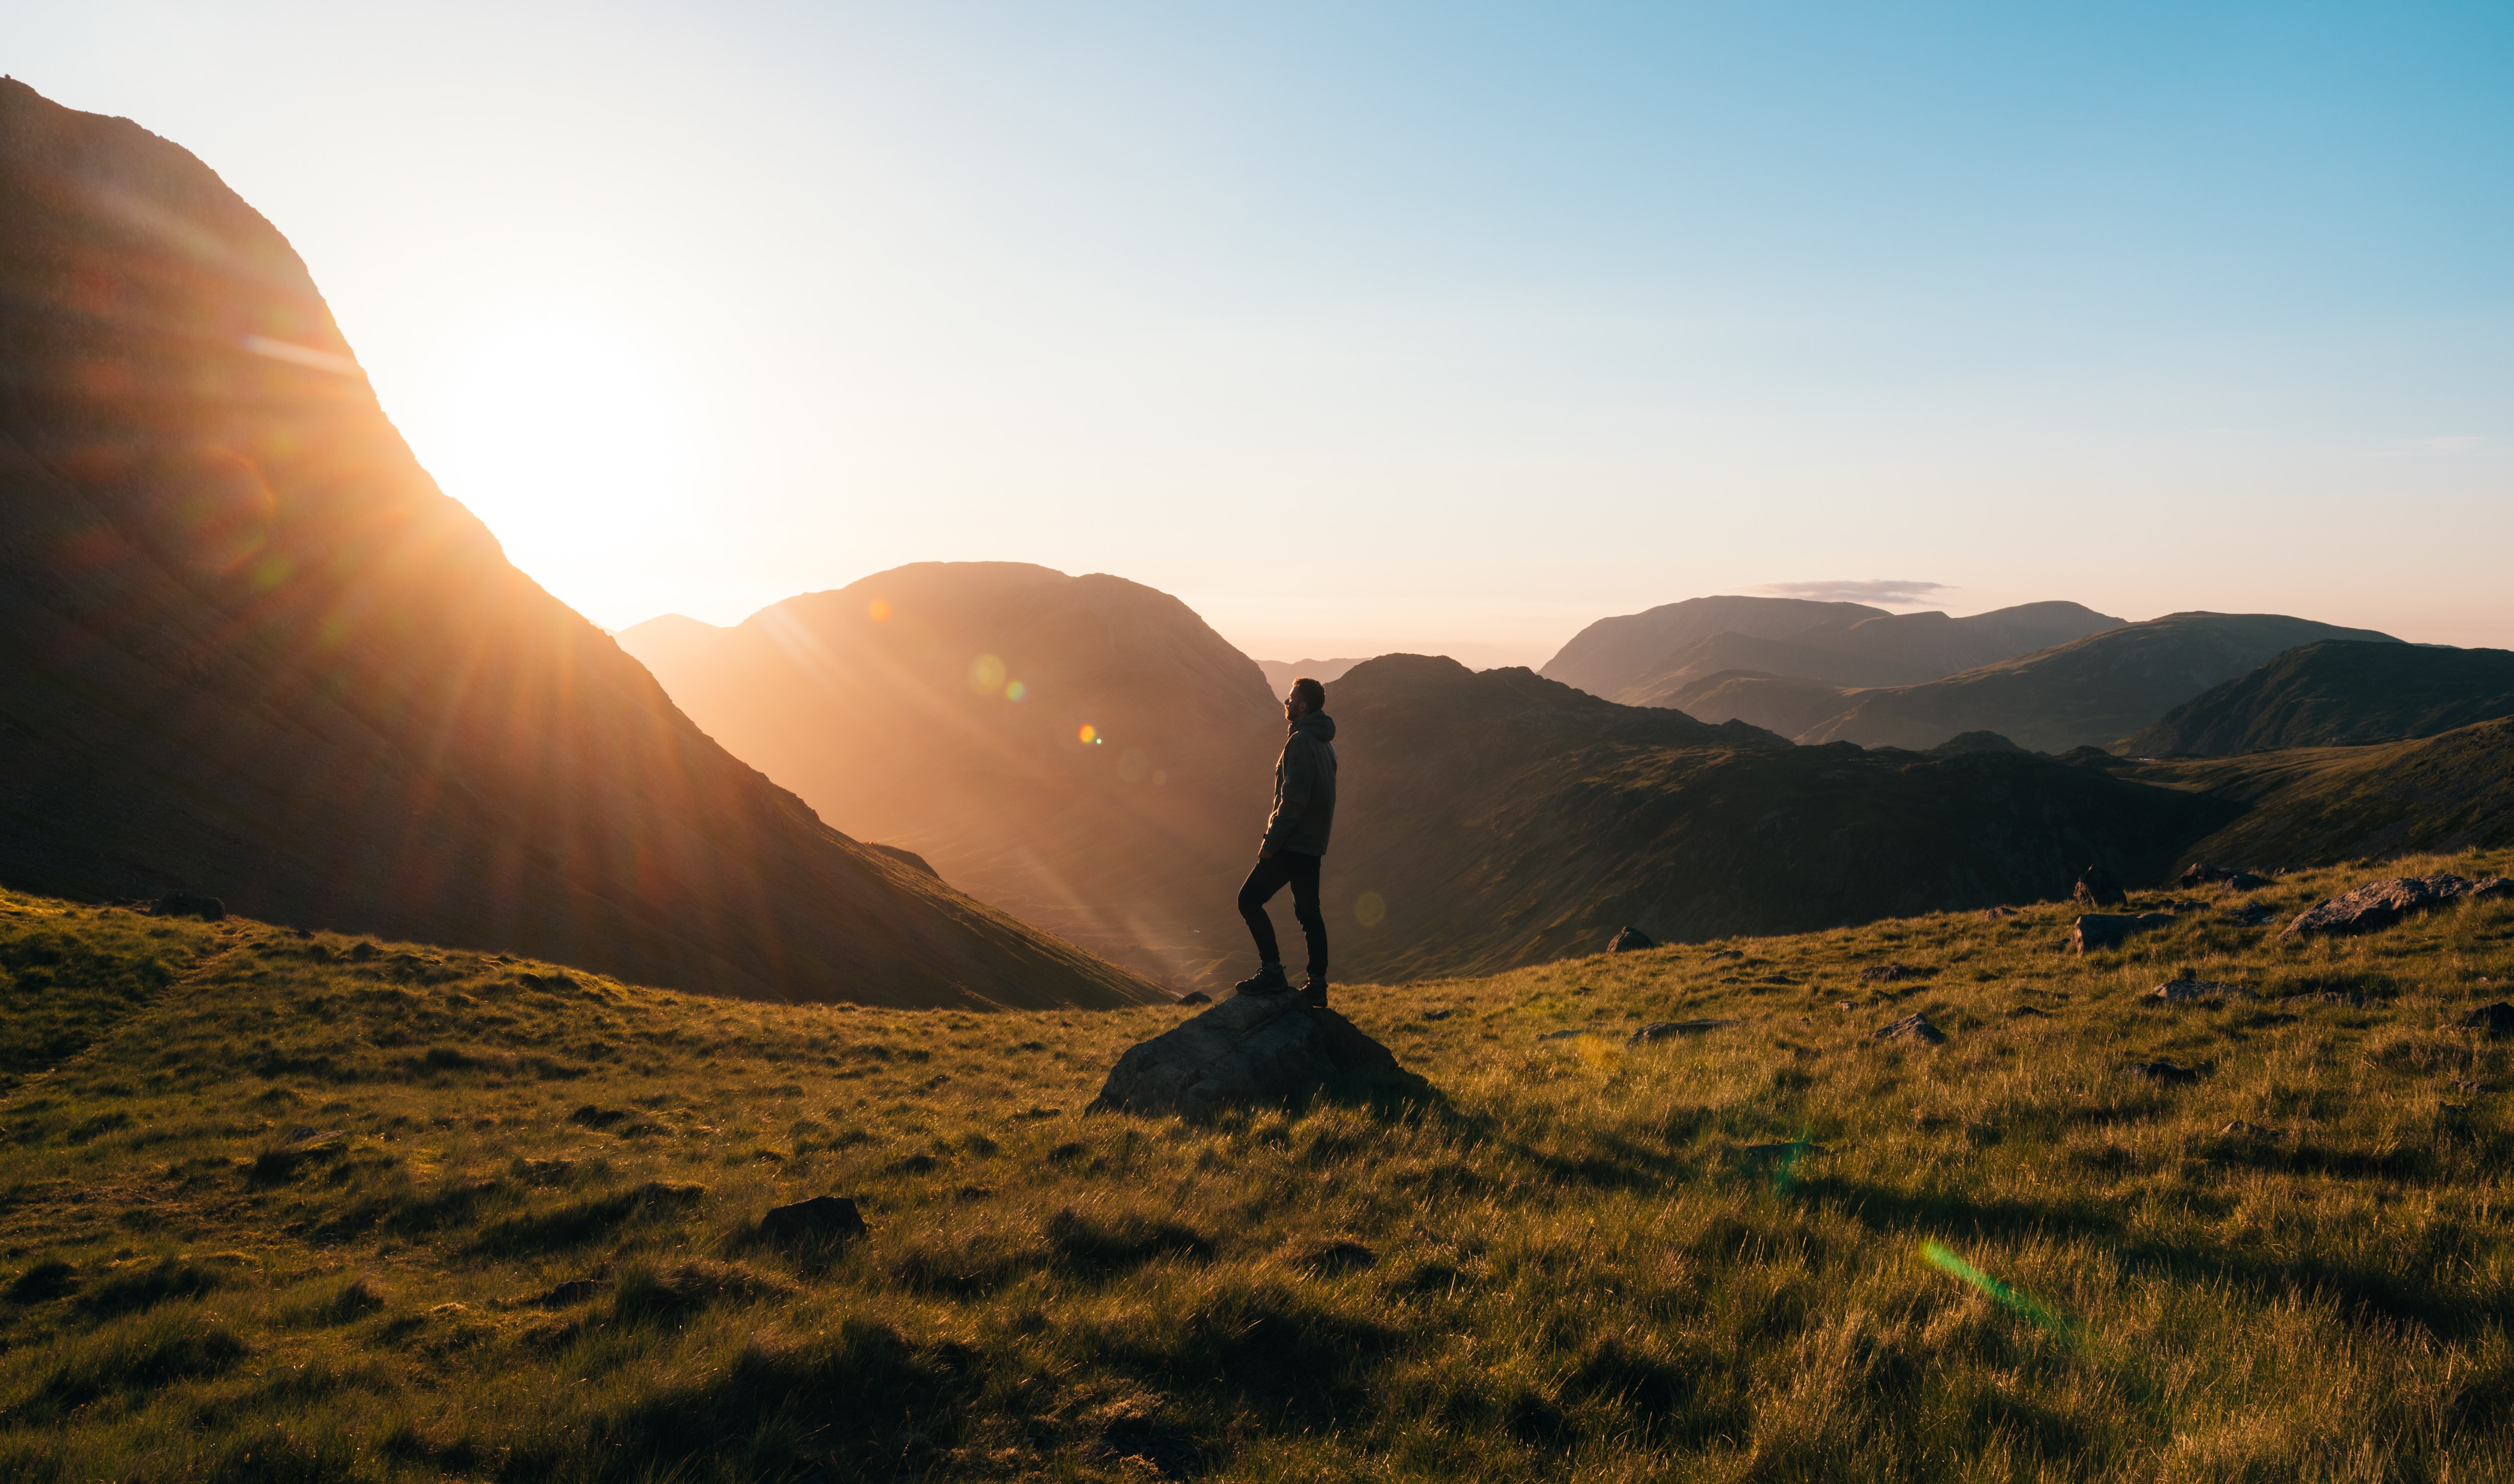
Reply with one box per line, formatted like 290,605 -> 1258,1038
1291,710 -> 1336,743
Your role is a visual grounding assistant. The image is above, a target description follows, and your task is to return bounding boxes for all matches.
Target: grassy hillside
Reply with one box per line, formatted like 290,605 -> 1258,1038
2120,641 -> 2514,758
2151,717 -> 2514,870
1796,612 -> 2401,753
17,849 -> 2514,1481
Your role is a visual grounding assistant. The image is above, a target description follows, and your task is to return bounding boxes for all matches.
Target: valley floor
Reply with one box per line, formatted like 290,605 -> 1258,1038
5,857 -> 2514,1481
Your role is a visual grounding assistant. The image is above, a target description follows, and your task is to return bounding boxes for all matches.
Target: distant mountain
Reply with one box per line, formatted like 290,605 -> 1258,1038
1323,655 -> 2227,981
0,80 -> 1150,1010
1257,658 -> 1365,693
1660,670 -> 1857,738
2157,718 -> 2514,869
620,564 -> 1282,989
1546,596 -> 2125,704
2116,641 -> 2514,758
1796,613 -> 2402,753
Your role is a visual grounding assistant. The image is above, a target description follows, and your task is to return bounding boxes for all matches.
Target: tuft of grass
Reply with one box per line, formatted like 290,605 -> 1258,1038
4,858 -> 2514,1478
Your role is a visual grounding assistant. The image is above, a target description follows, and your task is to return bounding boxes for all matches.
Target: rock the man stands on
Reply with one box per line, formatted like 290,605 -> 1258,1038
1236,676 -> 1337,1006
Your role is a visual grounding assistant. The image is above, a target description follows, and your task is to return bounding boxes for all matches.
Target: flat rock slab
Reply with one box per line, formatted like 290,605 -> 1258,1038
1876,1013 -> 1945,1045
1088,993 -> 1403,1120
2072,912 -> 2175,953
2283,875 -> 2513,940
1628,1018 -> 1740,1045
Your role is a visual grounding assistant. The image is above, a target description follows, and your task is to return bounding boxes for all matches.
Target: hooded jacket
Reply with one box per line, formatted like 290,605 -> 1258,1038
1262,710 -> 1338,856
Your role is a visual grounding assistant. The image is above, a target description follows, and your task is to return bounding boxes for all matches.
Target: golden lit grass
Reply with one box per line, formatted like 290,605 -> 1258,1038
5,854 -> 2514,1481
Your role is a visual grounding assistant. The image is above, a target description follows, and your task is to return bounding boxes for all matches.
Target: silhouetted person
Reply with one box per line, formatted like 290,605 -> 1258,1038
1236,676 -> 1336,1006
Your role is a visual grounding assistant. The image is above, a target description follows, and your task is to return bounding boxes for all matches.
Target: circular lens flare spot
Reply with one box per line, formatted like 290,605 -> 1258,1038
1005,681 -> 1028,703
1355,892 -> 1388,928
970,654 -> 1007,695
1077,724 -> 1097,745
867,599 -> 890,622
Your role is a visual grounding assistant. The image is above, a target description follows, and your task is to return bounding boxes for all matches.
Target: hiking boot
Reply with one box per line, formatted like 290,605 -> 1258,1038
1301,978 -> 1329,1009
1233,962 -> 1291,996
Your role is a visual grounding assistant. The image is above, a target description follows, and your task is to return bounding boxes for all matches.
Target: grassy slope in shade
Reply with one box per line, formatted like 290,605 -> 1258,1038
2154,717 -> 2514,869
0,81 -> 1148,1009
8,857 -> 2514,1481
1792,612 -> 2403,753
1619,602 -> 2128,703
618,563 -> 1281,992
2119,640 -> 2514,758
1323,655 -> 2228,983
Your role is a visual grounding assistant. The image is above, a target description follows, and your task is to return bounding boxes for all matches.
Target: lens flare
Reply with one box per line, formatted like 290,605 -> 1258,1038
1078,724 -> 1097,744
867,599 -> 890,622
970,654 -> 1007,695
1919,1241 -> 2077,1341
1355,891 -> 1388,927
1005,681 -> 1027,703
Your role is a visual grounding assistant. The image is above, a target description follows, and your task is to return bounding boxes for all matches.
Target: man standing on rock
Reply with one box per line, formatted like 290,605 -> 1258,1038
1236,676 -> 1336,1007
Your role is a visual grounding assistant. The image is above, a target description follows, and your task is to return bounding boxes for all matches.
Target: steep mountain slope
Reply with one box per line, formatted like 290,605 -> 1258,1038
2148,717 -> 2514,869
1795,613 -> 2401,753
1538,596 -> 1887,698
1659,669 -> 1857,737
1323,655 -> 2227,981
1546,597 -> 2123,704
2118,641 -> 2514,757
0,80 -> 1150,1010
620,564 -> 1281,988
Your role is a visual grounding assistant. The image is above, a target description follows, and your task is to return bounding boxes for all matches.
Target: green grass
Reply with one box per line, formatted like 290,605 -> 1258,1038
5,856 -> 2514,1481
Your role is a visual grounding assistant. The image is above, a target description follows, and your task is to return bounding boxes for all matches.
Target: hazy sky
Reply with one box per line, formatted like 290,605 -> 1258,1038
13,2 -> 2511,664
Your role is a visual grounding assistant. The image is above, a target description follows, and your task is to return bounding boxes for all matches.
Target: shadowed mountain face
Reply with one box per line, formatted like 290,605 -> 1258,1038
0,81 -> 1151,1010
1320,655 -> 2227,982
2117,642 -> 2514,758
1257,658 -> 1364,693
2151,718 -> 2514,870
1788,613 -> 2401,753
619,565 -> 1283,989
1544,596 -> 2125,703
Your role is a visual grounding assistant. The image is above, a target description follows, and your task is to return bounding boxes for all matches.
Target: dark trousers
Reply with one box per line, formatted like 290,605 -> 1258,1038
1238,851 -> 1326,980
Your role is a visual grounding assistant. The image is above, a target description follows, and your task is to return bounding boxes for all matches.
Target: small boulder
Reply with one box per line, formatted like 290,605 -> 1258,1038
1174,991 -> 1212,1006
2218,1120 -> 2282,1140
2225,902 -> 2280,927
2071,912 -> 2174,954
1702,948 -> 1744,963
1875,1013 -> 1945,1045
2222,872 -> 2269,891
2150,979 -> 2233,1003
2121,1061 -> 2202,1084
1981,905 -> 2018,921
2460,1002 -> 2514,1037
1859,963 -> 1925,984
2283,875 -> 2514,940
2072,866 -> 2127,909
1608,926 -> 1656,953
758,1195 -> 866,1248
1087,994 -> 1404,1120
1627,1018 -> 1739,1045
153,892 -> 225,921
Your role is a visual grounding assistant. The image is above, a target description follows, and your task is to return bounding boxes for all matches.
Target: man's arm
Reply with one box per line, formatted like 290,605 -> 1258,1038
1260,734 -> 1315,858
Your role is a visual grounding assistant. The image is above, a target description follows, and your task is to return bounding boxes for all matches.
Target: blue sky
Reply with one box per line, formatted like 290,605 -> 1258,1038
10,2 -> 2510,661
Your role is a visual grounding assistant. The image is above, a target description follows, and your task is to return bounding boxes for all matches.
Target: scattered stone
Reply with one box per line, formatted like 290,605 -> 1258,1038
1174,991 -> 1212,1005
2460,1002 -> 2514,1037
1702,948 -> 1745,963
2121,1061 -> 2202,1084
2225,902 -> 2280,927
757,1195 -> 867,1248
1608,926 -> 1656,952
2073,865 -> 2127,909
1419,1008 -> 1453,1021
283,1126 -> 345,1146
1087,994 -> 1404,1119
2282,875 -> 2514,940
1627,1019 -> 1739,1045
1538,1029 -> 1590,1041
1981,905 -> 2018,921
1859,963 -> 1925,984
152,892 -> 225,921
1875,1013 -> 1945,1045
2150,979 -> 2234,1003
2218,1121 -> 2282,1139
2223,872 -> 2270,891
2071,912 -> 2174,954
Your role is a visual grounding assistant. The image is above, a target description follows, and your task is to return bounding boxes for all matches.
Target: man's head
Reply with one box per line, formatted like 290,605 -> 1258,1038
1284,676 -> 1325,721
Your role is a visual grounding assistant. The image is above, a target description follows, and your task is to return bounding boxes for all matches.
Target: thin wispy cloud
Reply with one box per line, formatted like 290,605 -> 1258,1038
1752,579 -> 1951,607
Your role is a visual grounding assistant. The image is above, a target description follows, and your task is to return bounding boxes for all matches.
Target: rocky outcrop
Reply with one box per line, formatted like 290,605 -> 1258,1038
2072,866 -> 2127,909
1628,1018 -> 1738,1045
757,1195 -> 865,1247
1087,993 -> 1406,1119
1876,1013 -> 1945,1045
2281,875 -> 2513,940
2071,912 -> 2175,953
2179,863 -> 2267,891
1608,926 -> 1657,952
